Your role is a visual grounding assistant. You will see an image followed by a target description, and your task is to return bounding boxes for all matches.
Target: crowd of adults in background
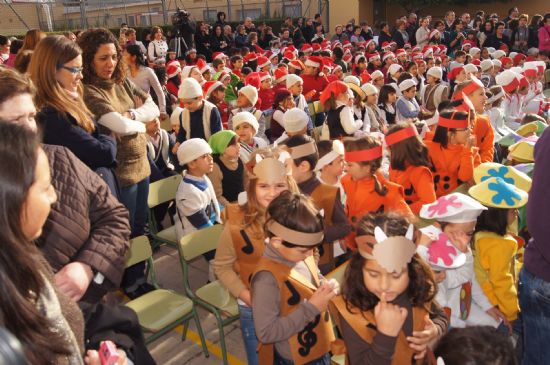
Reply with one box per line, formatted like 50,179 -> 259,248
1,4 -> 550,365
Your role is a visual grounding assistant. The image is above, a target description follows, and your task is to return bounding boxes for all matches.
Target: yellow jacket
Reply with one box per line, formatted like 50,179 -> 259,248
473,231 -> 519,321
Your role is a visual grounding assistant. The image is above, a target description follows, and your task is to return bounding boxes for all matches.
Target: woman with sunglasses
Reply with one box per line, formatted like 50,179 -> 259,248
29,35 -> 119,196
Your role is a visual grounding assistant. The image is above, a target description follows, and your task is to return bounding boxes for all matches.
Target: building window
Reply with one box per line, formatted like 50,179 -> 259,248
283,4 -> 302,18
68,18 -> 74,28
203,9 -> 217,22
236,8 -> 261,20
128,15 -> 135,26
140,15 -> 150,26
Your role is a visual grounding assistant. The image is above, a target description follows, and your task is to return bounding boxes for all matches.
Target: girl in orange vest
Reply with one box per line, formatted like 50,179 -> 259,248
251,191 -> 338,365
386,123 -> 437,215
341,136 -> 413,249
213,146 -> 300,365
425,110 -> 476,197
331,213 -> 448,365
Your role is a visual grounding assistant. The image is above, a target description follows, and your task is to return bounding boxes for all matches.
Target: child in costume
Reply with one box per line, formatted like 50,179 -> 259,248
271,89 -> 296,142
386,123 -> 436,215
396,79 -> 421,122
207,130 -> 245,207
421,66 -> 449,115
214,147 -> 299,365
419,193 -> 508,329
321,81 -> 363,139
284,135 -> 351,273
342,136 -> 413,249
232,111 -> 268,163
175,138 -> 221,280
228,85 -> 268,142
286,74 -> 314,134
425,110 -> 476,197
252,192 -> 339,365
316,140 -> 346,206
469,163 -> 531,329
204,80 -> 229,128
332,213 -> 448,364
363,83 -> 386,133
377,84 -> 398,126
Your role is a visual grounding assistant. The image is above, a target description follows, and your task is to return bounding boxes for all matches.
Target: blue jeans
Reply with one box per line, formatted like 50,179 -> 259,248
119,177 -> 150,291
519,267 -> 550,365
239,304 -> 259,365
274,352 -> 330,365
119,176 -> 149,236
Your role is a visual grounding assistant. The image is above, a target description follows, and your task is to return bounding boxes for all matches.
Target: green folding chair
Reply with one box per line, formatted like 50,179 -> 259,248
325,261 -> 349,287
147,174 -> 182,248
124,236 -> 209,354
177,224 -> 239,365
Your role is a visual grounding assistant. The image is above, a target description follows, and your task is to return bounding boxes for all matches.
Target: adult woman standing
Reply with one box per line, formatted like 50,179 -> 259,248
29,35 -> 118,195
213,146 -> 299,365
78,28 -> 158,296
124,44 -> 168,120
20,28 -> 46,52
392,19 -> 409,49
147,26 -> 168,65
538,13 -> 550,53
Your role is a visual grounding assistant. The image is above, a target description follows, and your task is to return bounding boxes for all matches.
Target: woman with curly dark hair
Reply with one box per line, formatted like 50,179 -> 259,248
332,213 -> 448,365
78,28 -> 159,298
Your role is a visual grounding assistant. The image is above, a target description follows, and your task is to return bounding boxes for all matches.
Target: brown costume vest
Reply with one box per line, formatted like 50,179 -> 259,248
253,256 -> 336,365
310,184 -> 338,269
331,295 -> 429,365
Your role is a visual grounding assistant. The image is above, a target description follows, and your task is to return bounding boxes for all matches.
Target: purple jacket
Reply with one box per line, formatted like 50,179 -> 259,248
525,127 -> 550,281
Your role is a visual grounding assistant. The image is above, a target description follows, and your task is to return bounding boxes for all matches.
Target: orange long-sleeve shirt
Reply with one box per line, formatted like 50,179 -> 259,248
425,140 -> 475,197
473,114 -> 495,163
341,172 -> 413,249
389,165 -> 437,215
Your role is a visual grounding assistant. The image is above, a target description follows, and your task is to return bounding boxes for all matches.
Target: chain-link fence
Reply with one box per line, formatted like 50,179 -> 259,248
51,0 -> 328,32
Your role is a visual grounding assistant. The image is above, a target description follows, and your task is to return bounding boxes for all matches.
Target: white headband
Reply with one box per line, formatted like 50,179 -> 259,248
487,89 -> 505,105
314,151 -> 340,171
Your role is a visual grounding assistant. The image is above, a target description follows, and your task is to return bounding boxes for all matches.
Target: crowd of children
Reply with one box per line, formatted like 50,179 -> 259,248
157,16 -> 550,362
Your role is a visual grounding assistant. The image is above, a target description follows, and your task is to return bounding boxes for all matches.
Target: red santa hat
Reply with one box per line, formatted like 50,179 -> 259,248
517,74 -> 529,89
461,40 -> 476,50
289,59 -> 305,70
245,72 -> 261,89
312,44 -> 322,52
305,56 -> 323,69
243,52 -> 258,63
382,52 -> 396,62
412,52 -> 423,61
216,71 -> 231,83
368,52 -> 381,63
370,70 -> 384,80
196,58 -> 210,74
355,54 -> 367,65
522,61 -> 538,78
438,44 -> 447,55
274,66 -> 288,81
203,80 -> 223,98
212,52 -> 226,61
259,71 -> 272,82
500,57 -> 513,67
283,51 -> 296,61
321,40 -> 330,48
364,39 -> 375,49
496,70 -> 520,93
513,53 -> 526,66
257,56 -> 270,69
360,70 -> 372,85
342,40 -> 352,49
301,44 -> 313,53
535,61 -> 546,73
396,48 -> 407,58
448,66 -> 465,81
422,46 -> 433,58
319,80 -> 348,106
381,41 -> 392,50
166,61 -> 181,79
342,53 -> 353,64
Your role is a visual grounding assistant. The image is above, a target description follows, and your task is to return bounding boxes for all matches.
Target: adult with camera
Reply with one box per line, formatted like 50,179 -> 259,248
170,8 -> 196,60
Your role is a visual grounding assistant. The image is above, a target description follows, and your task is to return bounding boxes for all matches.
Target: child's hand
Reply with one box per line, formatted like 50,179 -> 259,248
309,282 -> 337,312
446,230 -> 470,253
84,345 -> 127,365
407,315 -> 440,359
374,292 -> 407,337
486,306 -> 512,335
465,135 -> 476,149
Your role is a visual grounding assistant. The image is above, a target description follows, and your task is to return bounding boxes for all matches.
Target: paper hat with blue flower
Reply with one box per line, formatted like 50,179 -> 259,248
508,140 -> 535,163
417,225 -> 466,270
468,177 -> 528,209
515,122 -> 538,137
473,162 -> 532,193
419,193 -> 487,223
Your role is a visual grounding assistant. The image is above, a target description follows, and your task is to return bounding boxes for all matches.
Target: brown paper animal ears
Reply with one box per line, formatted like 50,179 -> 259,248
246,151 -> 292,184
356,225 -> 417,273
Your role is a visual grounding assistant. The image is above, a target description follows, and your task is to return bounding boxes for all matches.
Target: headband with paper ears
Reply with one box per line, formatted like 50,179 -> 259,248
314,140 -> 345,171
289,140 -> 318,159
266,220 -> 324,246
246,150 -> 292,184
355,225 -> 417,273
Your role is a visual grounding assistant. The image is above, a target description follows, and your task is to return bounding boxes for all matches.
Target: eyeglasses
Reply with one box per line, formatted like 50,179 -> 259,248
60,66 -> 84,74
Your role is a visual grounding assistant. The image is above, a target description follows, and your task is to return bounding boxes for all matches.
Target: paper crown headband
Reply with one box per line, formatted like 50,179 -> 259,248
247,151 -> 291,184
289,141 -> 318,159
468,177 -> 528,209
473,162 -> 532,193
385,125 -> 419,146
418,225 -> 466,270
267,220 -> 324,246
355,225 -> 416,273
314,140 -> 345,171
